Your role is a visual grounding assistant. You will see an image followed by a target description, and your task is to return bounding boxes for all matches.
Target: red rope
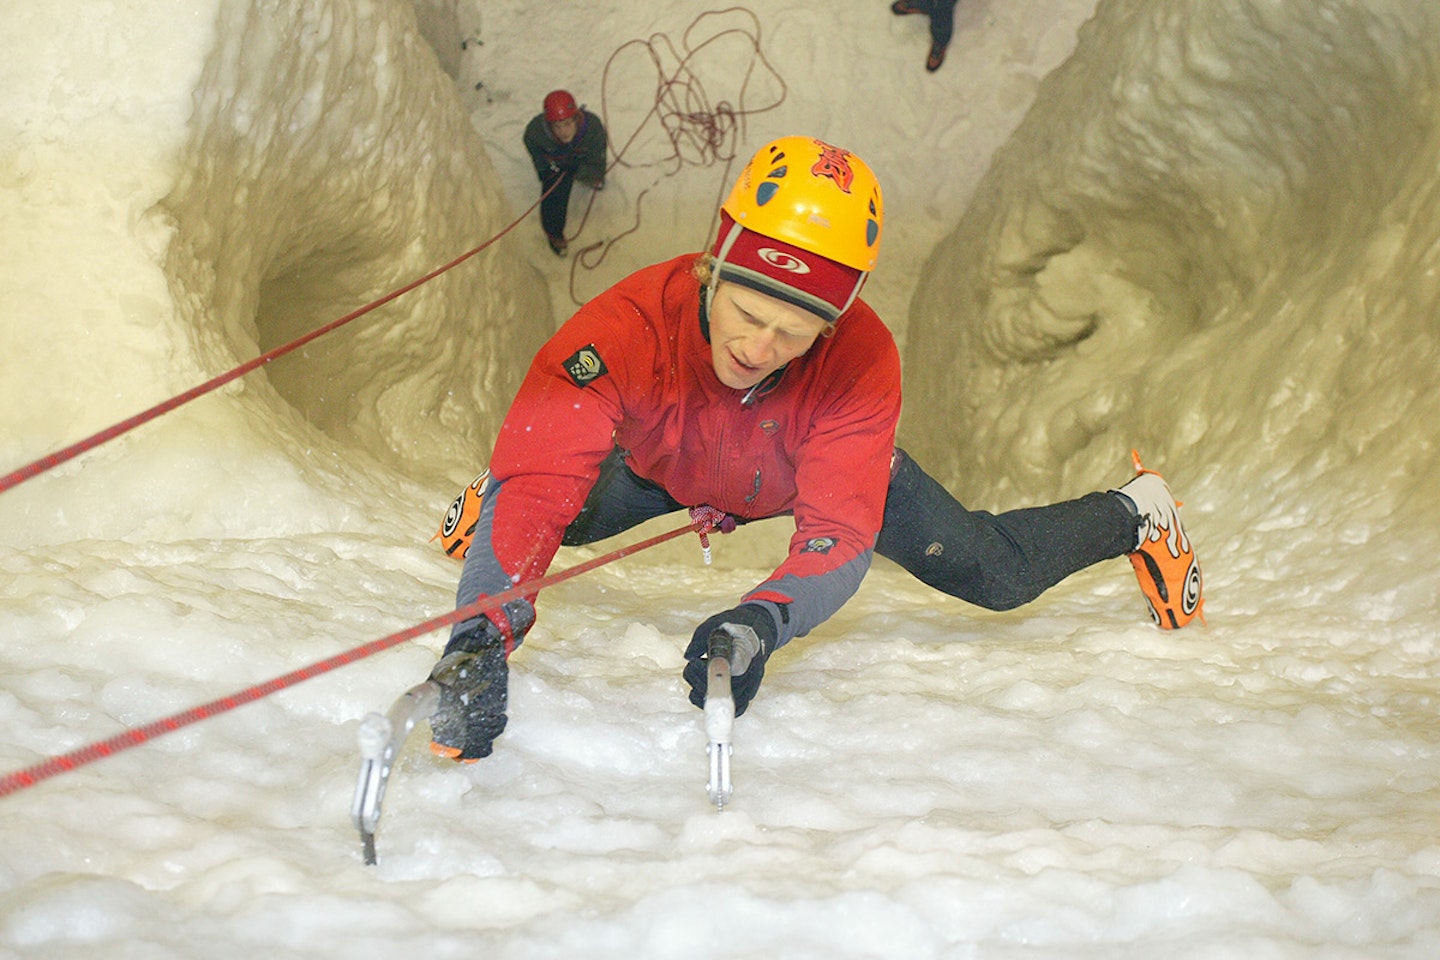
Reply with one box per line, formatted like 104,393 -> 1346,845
0,10 -> 781,494
0,519 -> 701,798
563,7 -> 786,307
0,188 -> 552,498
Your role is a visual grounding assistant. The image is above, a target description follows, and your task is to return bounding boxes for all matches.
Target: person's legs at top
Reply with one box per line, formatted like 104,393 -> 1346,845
926,0 -> 959,71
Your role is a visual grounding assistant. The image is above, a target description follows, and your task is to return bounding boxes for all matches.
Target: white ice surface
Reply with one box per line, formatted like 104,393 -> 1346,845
1,1 -> 1437,958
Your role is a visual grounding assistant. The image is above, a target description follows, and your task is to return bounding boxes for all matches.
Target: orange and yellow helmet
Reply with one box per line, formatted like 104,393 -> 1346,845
720,136 -> 883,272
710,137 -> 884,322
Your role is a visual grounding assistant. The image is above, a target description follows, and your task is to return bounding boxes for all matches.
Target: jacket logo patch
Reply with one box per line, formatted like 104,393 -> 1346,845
562,345 -> 608,386
759,419 -> 780,435
802,537 -> 836,554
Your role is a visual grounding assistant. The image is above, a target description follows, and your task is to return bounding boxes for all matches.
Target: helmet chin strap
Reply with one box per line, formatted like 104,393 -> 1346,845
699,274 -> 714,342
835,271 -> 867,317
739,367 -> 787,406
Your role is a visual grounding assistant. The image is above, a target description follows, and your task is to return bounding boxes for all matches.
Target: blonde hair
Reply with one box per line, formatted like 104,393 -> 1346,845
692,253 -> 716,287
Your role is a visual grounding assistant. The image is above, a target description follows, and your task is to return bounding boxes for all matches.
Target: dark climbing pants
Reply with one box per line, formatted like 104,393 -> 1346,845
560,447 -> 1137,612
875,449 -> 1136,610
540,170 -> 576,242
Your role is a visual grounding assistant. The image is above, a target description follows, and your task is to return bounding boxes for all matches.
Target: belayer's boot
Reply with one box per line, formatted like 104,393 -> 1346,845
925,42 -> 949,72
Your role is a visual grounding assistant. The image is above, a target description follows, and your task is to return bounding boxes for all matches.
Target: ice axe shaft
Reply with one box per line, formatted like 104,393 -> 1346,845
351,681 -> 441,865
702,625 -> 759,811
704,632 -> 734,811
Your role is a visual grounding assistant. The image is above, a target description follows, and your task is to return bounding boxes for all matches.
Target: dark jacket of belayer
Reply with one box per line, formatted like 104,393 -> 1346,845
522,109 -> 608,185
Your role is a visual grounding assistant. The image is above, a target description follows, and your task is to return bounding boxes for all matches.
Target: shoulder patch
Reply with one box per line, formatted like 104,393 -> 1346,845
801,537 -> 836,554
562,345 -> 609,386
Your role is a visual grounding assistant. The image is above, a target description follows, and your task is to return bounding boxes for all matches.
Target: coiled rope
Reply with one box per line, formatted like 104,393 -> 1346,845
562,7 -> 786,306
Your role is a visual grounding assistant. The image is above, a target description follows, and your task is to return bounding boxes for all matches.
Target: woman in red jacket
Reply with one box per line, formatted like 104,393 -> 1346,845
428,136 -> 1199,761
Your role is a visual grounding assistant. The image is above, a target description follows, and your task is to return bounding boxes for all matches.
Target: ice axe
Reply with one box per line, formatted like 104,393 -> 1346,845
702,623 -> 760,811
350,681 -> 441,865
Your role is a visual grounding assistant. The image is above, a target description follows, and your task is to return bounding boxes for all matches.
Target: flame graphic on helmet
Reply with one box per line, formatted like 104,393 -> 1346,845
810,142 -> 855,193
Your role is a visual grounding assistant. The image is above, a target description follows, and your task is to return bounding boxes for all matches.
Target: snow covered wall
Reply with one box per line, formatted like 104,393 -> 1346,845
163,0 -> 554,474
1,0 -> 548,548
902,0 -> 1440,530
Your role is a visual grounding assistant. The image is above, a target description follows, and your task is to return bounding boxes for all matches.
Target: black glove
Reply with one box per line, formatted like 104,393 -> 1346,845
682,603 -> 780,717
428,601 -> 533,761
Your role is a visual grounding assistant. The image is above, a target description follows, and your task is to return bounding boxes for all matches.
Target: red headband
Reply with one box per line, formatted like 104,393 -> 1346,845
709,211 -> 865,322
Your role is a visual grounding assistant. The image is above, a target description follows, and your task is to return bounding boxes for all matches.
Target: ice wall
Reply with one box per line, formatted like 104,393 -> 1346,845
0,4 -> 213,475
901,0 -> 1440,543
160,0 -> 550,480
0,1 -> 550,548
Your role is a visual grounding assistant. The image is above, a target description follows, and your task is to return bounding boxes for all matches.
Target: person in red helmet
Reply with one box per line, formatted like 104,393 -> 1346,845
522,89 -> 608,256
426,136 -> 1201,763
